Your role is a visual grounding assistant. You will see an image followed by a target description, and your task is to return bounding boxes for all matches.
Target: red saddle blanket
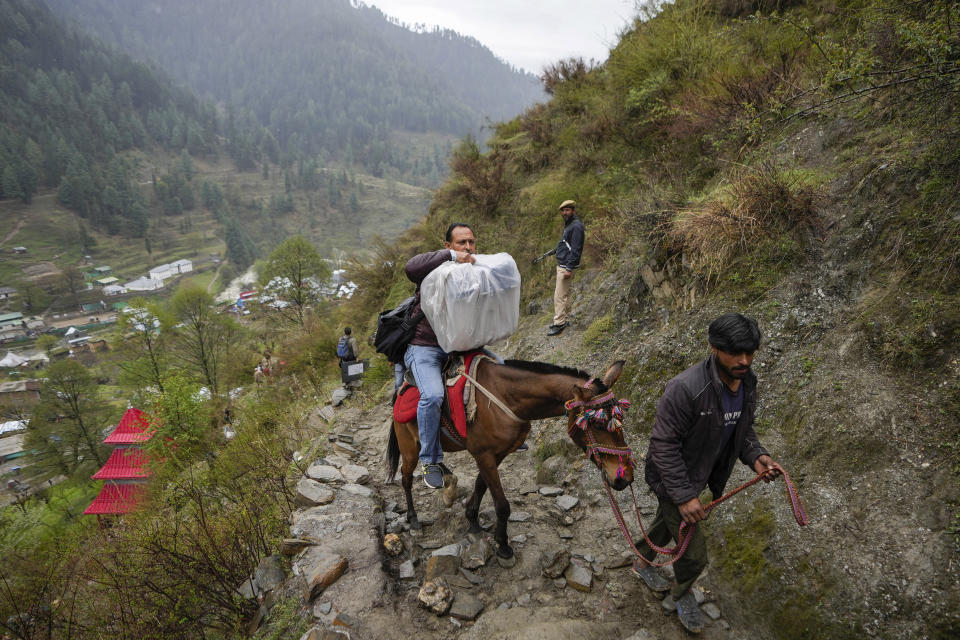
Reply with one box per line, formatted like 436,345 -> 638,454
393,352 -> 479,440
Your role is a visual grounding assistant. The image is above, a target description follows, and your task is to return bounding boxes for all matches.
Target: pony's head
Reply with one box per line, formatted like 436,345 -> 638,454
564,361 -> 634,491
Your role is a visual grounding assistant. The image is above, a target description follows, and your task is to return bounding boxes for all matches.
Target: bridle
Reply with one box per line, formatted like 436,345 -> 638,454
564,379 -> 634,481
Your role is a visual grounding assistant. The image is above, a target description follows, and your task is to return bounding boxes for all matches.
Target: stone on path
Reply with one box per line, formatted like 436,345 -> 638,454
383,533 -> 404,556
317,406 -> 335,422
540,549 -> 570,579
340,483 -> 374,498
299,549 -> 348,601
661,594 -> 677,611
425,555 -> 460,580
519,484 -> 539,495
449,593 -> 485,621
296,478 -> 336,507
399,560 -> 416,579
606,552 -> 634,569
306,464 -> 344,483
558,527 -> 574,539
461,539 -> 492,570
508,510 -> 531,522
341,464 -> 370,484
333,441 -> 358,456
431,543 -> 462,557
323,455 -> 350,469
556,495 -> 580,511
702,602 -> 722,620
281,538 -> 315,556
418,577 -> 454,616
564,560 -> 593,592
539,486 -> 564,496
459,568 -> 482,585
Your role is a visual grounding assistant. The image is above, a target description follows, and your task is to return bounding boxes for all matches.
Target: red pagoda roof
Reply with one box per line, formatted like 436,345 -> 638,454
83,483 -> 145,515
92,448 -> 151,480
103,408 -> 154,444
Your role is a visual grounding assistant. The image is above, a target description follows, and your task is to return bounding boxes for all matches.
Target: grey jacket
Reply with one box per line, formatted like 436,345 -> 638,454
644,355 -> 768,505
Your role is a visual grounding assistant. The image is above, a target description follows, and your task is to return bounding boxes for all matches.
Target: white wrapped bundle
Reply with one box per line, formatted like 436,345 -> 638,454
420,252 -> 521,353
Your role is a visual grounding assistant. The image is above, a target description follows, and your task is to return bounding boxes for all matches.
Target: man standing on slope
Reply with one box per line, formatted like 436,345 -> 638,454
632,312 -> 784,633
547,199 -> 584,336
403,223 -> 478,490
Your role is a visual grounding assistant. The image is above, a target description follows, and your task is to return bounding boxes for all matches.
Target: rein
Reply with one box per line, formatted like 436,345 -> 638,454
461,371 -> 525,424
602,467 -> 808,566
566,382 -> 808,566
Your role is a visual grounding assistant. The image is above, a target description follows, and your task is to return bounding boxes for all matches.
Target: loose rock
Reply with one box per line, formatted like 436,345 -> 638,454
432,543 -> 462,557
418,577 -> 454,616
461,539 -> 492,570
508,511 -> 531,522
299,549 -> 348,601
383,533 -> 404,556
540,549 -> 571,579
281,538 -> 315,556
556,495 -> 580,511
341,464 -> 370,484
296,477 -> 336,507
313,601 -> 332,616
702,602 -> 722,620
539,486 -> 564,496
564,560 -> 593,592
450,593 -> 485,621
254,555 -> 286,593
340,483 -> 375,498
306,464 -> 344,483
425,555 -> 460,580
399,560 -> 416,579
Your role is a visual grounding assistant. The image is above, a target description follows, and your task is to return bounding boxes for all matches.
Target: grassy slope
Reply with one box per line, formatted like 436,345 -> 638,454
339,1 -> 959,638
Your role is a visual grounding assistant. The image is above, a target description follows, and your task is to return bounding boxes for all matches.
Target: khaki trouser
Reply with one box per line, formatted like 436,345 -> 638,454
637,496 -> 709,599
553,266 -> 573,325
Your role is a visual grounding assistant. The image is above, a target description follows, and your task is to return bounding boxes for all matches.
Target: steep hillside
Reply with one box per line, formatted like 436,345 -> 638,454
45,0 -> 544,176
335,1 -> 959,638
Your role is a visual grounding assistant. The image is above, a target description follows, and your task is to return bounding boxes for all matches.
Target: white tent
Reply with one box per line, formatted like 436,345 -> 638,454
0,351 -> 28,368
64,326 -> 79,336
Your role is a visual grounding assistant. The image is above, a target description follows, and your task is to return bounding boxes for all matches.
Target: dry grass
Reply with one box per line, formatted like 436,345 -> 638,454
667,165 -> 818,280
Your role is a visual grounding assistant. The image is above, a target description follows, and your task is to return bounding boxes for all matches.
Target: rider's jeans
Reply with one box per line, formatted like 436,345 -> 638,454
404,344 -> 448,465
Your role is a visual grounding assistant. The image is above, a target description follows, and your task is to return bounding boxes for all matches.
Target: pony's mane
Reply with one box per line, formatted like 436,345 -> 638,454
502,359 -> 609,392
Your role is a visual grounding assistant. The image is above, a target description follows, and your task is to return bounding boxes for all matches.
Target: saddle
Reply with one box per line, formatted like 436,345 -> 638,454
393,351 -> 485,445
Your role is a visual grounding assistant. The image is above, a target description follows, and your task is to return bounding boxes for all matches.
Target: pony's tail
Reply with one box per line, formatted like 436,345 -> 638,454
385,419 -> 399,483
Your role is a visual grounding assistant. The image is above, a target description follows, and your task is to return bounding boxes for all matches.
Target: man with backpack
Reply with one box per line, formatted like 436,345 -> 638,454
337,327 -> 359,364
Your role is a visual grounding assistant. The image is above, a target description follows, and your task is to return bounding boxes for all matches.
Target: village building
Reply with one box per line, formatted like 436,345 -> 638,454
103,283 -> 128,296
96,276 -> 120,287
0,286 -> 16,301
124,277 -> 163,292
0,312 -> 24,329
12,247 -> 26,255
0,379 -> 42,409
148,259 -> 193,282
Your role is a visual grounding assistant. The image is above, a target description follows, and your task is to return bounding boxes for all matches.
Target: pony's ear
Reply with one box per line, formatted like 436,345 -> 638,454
602,360 -> 626,388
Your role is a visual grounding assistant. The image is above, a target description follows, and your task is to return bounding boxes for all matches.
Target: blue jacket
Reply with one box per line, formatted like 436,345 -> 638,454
555,215 -> 584,271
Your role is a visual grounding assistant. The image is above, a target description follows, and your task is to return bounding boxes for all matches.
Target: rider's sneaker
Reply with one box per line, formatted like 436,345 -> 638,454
631,558 -> 671,593
675,590 -> 705,634
421,463 -> 445,489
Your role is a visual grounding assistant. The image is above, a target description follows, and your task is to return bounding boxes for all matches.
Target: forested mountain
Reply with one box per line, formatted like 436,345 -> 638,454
45,0 -> 544,177
0,0 -> 228,235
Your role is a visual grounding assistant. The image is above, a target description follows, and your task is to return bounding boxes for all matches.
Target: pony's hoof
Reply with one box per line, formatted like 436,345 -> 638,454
408,518 -> 422,531
496,550 -> 517,568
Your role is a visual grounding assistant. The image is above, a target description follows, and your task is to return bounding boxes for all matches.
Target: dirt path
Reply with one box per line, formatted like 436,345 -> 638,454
206,262 -> 222,294
0,218 -> 24,246
311,396 -> 744,640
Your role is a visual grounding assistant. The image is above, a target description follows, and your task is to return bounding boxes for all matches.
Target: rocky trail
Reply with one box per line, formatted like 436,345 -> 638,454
257,387 -> 794,640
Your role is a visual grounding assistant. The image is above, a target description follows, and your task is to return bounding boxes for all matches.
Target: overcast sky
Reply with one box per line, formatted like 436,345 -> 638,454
370,1 -> 640,74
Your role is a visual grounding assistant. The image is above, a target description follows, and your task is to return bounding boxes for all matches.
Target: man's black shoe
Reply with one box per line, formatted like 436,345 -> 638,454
546,323 -> 568,336
421,463 -> 445,489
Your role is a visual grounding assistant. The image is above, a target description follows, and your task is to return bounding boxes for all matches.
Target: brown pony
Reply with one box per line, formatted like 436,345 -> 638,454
386,359 -> 634,559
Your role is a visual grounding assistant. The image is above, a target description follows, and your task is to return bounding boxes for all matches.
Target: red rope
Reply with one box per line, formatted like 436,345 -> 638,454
603,468 -> 809,567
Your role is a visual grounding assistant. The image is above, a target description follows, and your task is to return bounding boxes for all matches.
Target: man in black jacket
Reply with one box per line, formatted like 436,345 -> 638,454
547,200 -> 584,336
632,313 -> 784,633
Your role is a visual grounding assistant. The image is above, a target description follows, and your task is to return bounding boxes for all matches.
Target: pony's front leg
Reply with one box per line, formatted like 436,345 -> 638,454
475,453 -> 512,558
464,473 -> 488,533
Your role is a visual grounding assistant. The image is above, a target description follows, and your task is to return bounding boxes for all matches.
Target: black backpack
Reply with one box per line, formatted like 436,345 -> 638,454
373,296 -> 424,363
